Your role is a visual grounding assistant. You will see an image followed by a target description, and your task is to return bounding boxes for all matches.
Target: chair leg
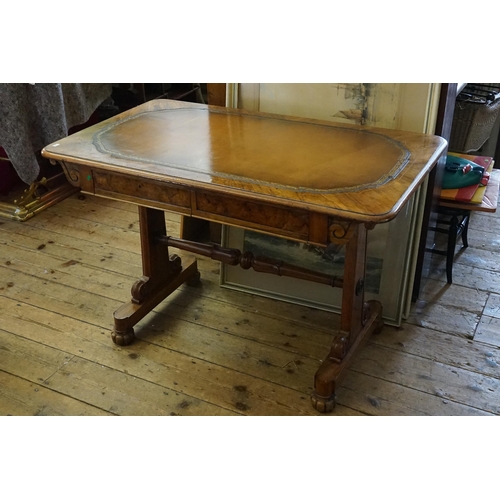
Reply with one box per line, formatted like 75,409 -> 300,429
446,215 -> 459,284
461,213 -> 470,248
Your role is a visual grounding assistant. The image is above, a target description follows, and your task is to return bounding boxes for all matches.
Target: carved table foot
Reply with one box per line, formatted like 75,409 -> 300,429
311,392 -> 336,413
111,327 -> 135,346
186,270 -> 202,287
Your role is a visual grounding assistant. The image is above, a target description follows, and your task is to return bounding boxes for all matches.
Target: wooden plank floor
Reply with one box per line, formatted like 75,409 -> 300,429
1,191 -> 500,416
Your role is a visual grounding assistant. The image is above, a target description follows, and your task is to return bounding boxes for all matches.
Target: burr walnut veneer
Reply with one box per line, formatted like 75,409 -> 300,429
42,99 -> 447,413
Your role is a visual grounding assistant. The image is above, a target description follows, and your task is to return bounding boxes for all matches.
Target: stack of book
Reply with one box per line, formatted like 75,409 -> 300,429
440,152 -> 495,203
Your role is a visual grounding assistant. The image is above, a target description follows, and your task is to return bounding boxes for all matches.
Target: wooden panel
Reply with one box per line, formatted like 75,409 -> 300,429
193,190 -> 310,242
308,213 -> 329,246
93,171 -> 192,214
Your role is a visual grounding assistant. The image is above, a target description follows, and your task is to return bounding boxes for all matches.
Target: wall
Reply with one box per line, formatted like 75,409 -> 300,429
238,83 -> 440,133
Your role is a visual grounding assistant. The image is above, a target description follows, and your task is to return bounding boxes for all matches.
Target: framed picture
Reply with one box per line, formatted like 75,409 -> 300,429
220,194 -> 419,326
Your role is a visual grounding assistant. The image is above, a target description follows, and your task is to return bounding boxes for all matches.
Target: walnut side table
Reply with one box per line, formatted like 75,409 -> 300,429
42,99 -> 447,413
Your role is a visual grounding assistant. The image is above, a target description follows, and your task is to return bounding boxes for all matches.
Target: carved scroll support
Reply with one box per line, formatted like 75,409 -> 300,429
328,220 -> 356,245
56,160 -> 82,187
130,254 -> 182,304
329,333 -> 349,363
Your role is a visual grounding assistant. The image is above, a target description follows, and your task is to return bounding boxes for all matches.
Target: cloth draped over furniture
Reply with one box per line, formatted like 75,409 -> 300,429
0,83 -> 112,185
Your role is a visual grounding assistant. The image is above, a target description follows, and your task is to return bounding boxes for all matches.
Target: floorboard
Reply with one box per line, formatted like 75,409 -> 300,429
1,193 -> 500,416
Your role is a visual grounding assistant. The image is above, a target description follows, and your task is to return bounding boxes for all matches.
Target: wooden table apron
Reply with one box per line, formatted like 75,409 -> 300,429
42,99 -> 447,413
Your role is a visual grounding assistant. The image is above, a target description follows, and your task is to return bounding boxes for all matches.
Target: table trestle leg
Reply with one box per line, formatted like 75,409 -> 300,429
112,206 -> 199,345
311,222 -> 383,413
